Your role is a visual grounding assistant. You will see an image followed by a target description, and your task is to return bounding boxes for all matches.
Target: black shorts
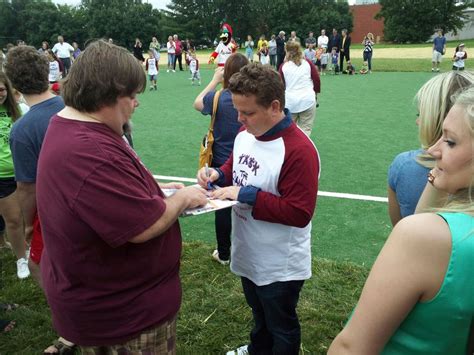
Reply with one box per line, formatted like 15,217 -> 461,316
0,178 -> 17,199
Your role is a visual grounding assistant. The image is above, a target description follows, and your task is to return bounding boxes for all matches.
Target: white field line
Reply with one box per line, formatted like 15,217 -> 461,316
153,174 -> 388,203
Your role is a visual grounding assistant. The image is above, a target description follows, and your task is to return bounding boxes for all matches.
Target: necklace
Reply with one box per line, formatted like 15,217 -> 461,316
80,112 -> 102,123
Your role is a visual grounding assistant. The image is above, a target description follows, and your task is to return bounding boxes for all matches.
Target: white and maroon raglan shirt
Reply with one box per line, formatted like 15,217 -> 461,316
218,110 -> 320,286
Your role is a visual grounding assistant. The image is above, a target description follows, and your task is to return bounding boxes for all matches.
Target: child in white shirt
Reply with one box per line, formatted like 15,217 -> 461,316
189,53 -> 201,85
146,50 -> 158,90
47,50 -> 62,83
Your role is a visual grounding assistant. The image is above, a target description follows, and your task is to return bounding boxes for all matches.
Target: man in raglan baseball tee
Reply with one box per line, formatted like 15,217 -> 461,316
197,63 -> 320,355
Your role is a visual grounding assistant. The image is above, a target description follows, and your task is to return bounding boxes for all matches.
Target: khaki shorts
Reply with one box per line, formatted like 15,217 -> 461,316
432,50 -> 443,63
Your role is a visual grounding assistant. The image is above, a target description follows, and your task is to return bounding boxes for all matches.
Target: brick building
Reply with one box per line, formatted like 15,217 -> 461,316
349,3 -> 384,43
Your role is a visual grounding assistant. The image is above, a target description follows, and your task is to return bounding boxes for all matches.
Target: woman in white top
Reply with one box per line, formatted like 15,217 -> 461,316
268,34 -> 277,68
166,35 -> 176,72
452,43 -> 467,71
279,41 -> 320,136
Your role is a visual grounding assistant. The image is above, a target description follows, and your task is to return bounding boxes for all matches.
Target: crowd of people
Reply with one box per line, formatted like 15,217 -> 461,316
0,30 -> 473,355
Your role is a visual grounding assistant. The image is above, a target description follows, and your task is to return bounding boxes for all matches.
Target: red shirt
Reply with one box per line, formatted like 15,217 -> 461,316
37,116 -> 182,346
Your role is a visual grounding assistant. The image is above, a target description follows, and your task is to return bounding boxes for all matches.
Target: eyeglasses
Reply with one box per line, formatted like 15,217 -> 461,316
0,88 -> 7,93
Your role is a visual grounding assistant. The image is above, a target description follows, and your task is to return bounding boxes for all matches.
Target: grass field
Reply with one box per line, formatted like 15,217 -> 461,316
0,62 -> 437,353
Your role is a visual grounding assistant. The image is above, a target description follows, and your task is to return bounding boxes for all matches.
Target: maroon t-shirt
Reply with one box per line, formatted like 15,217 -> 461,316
37,115 -> 182,346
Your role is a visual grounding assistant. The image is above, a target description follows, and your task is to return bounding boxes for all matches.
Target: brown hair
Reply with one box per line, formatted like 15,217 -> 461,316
223,53 -> 249,89
4,46 -> 49,95
62,40 -> 146,112
0,72 -> 21,122
228,62 -> 285,109
285,41 -> 303,66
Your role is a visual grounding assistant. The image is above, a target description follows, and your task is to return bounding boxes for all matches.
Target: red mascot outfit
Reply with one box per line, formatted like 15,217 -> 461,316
209,23 -> 237,66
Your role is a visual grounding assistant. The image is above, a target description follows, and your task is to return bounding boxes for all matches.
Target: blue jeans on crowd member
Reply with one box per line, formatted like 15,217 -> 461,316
241,277 -> 304,355
246,49 -> 254,62
363,51 -> 373,71
270,54 -> 277,67
60,57 -> 72,77
168,53 -> 175,69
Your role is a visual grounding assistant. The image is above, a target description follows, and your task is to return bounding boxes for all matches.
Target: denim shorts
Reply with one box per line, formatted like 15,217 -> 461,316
0,178 -> 17,199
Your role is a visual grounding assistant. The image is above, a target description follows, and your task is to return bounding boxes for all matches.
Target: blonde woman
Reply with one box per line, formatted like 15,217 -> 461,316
279,41 -> 320,136
388,71 -> 474,226
329,86 -> 474,354
362,32 -> 374,72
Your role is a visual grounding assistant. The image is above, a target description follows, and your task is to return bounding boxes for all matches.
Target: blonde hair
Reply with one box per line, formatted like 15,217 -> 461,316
285,41 -> 303,65
436,85 -> 474,216
367,33 -> 374,41
416,71 -> 474,167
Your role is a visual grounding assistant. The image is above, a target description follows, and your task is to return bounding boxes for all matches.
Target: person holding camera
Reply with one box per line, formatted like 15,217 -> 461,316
362,32 -> 374,73
133,38 -> 144,62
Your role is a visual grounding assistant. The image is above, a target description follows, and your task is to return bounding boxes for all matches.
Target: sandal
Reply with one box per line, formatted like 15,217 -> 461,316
44,337 -> 76,355
0,319 -> 15,333
0,303 -> 18,312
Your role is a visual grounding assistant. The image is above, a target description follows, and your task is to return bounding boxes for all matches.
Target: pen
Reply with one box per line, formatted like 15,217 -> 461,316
205,163 -> 212,190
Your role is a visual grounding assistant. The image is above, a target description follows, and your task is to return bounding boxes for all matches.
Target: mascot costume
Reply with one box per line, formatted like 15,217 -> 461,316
209,23 -> 237,66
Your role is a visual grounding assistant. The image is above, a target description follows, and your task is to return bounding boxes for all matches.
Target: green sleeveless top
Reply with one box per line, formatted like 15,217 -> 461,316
383,212 -> 474,354
0,104 -> 15,178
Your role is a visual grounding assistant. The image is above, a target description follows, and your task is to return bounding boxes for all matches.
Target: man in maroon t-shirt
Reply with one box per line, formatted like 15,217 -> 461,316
36,40 -> 207,352
173,34 -> 184,71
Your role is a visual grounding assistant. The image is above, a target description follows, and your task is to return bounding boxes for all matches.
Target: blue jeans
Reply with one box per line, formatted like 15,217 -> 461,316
60,57 -> 71,76
167,53 -> 175,68
241,277 -> 304,355
363,51 -> 372,70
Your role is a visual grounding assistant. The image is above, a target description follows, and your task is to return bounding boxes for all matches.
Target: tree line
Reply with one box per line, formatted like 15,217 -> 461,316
1,0 -> 353,50
0,0 -> 469,50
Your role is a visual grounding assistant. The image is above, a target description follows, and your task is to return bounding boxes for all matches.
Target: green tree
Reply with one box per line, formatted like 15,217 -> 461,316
80,0 -> 163,49
164,0 -> 352,46
377,0 -> 468,43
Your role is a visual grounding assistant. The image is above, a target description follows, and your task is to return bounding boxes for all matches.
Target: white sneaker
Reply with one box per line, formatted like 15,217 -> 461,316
226,345 -> 248,355
212,249 -> 229,266
172,69 -> 176,72
16,258 -> 30,279
167,69 -> 170,73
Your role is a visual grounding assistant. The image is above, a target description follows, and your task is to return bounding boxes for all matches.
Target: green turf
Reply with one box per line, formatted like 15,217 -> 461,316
135,69 -> 431,264
0,65 -> 439,353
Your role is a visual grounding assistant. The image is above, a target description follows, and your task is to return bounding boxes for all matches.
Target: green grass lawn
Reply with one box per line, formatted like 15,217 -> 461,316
0,63 -> 437,353
135,69 -> 430,264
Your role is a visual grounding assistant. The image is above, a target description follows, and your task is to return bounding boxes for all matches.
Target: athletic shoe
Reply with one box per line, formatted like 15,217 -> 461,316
172,70 -> 176,72
149,86 -> 153,91
212,249 -> 229,266
16,258 -> 30,279
431,68 -> 435,72
167,69 -> 170,73
226,345 -> 249,355
436,68 -> 440,72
